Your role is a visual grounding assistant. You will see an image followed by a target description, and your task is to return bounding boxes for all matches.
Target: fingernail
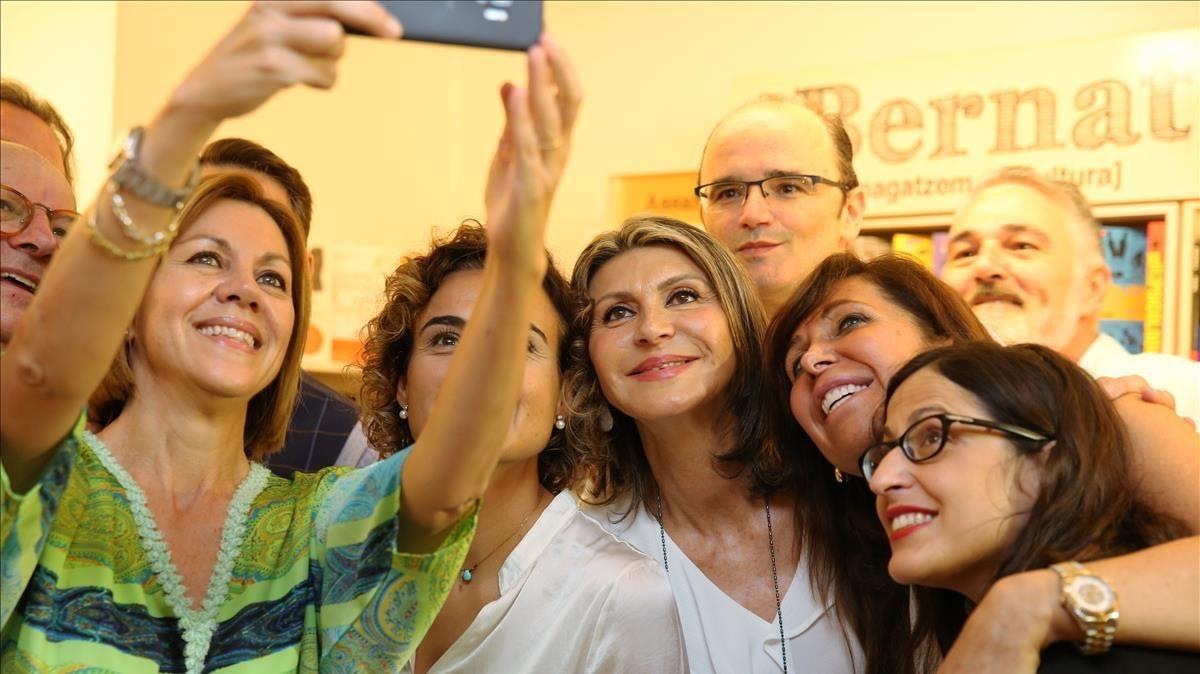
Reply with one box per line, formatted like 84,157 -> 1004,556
388,17 -> 402,37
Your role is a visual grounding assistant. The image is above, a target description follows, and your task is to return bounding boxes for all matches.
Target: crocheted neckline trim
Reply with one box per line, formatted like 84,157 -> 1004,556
85,431 -> 270,674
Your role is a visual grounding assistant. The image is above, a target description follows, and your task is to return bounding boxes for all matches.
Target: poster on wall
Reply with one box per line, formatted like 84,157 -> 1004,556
303,243 -> 401,372
610,171 -> 701,226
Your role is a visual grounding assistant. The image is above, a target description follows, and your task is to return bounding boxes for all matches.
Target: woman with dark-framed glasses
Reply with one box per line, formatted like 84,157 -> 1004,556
860,412 -> 1053,482
764,252 -> 1199,673
869,341 -> 1198,672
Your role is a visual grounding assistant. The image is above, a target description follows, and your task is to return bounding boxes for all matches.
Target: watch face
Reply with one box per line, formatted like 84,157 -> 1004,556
1067,576 -> 1115,613
109,128 -> 139,169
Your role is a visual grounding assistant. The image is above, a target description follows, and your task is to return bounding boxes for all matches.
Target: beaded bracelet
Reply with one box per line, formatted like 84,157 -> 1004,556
85,209 -> 172,262
108,182 -> 179,247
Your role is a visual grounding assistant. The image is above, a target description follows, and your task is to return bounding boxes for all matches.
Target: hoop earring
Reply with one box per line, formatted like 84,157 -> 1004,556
398,404 -> 408,420
554,415 -> 566,430
833,467 -> 846,484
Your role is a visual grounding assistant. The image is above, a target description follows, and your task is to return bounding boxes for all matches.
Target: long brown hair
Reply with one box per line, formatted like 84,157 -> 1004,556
356,223 -> 577,492
564,216 -> 777,511
763,252 -> 992,674
886,342 -> 1191,653
89,174 -> 311,461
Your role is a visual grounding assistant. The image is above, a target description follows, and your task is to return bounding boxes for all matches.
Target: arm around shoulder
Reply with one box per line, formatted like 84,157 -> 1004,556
943,536 -> 1200,673
1113,395 -> 1200,532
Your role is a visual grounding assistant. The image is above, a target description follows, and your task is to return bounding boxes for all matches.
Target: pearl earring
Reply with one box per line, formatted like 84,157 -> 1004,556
833,467 -> 846,484
399,404 -> 408,420
554,415 -> 566,430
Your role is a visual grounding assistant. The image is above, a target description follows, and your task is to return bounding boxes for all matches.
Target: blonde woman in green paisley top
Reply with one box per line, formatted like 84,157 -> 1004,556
0,2 -> 580,671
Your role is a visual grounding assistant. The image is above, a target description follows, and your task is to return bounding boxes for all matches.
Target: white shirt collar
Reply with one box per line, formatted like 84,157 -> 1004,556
497,490 -> 577,592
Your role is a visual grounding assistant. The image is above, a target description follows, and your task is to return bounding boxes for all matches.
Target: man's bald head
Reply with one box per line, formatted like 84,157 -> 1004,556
700,95 -> 857,191
697,95 -> 863,316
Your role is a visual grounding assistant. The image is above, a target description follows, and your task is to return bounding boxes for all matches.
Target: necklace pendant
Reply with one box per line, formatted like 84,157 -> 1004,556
460,568 -> 474,583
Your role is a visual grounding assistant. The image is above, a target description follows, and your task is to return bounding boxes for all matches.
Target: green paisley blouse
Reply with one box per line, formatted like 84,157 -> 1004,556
0,416 -> 475,673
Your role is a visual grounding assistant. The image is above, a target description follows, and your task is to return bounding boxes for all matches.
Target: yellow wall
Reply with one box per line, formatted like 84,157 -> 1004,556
3,0 -> 1198,262
1,0 -> 116,201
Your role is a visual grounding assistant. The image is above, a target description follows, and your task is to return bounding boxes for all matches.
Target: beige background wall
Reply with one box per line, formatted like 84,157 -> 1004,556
1,1 -> 116,200
3,0 -> 1197,264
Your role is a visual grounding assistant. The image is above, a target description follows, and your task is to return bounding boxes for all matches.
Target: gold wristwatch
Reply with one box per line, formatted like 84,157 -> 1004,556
1050,561 -> 1119,655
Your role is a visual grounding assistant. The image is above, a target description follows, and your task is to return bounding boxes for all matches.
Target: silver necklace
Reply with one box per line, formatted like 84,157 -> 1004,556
655,487 -> 788,673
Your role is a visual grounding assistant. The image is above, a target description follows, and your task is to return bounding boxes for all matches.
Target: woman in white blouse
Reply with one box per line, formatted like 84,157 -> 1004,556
355,46 -> 685,671
564,216 -> 861,674
360,224 -> 685,674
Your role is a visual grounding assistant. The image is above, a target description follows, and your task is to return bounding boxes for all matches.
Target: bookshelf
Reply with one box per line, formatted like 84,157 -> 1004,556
860,201 -> 1194,359
1182,201 -> 1200,359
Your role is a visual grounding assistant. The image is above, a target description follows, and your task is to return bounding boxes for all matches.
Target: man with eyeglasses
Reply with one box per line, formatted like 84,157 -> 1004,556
0,79 -> 78,348
697,94 -> 865,317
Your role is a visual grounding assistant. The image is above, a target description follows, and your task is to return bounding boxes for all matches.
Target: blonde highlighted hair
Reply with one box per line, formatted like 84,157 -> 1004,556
89,174 -> 311,460
565,216 -> 777,511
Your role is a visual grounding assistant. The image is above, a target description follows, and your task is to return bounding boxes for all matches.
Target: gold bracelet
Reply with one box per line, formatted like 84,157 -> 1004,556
108,181 -> 179,247
85,209 -> 167,261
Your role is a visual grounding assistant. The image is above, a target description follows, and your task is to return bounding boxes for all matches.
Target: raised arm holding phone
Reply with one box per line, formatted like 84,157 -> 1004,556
0,1 -> 579,670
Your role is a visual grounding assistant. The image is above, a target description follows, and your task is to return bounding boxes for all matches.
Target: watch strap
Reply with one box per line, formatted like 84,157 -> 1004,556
1050,561 -> 1119,656
109,126 -> 198,210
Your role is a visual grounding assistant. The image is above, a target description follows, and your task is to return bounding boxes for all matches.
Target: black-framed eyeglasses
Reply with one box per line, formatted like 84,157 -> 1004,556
0,184 -> 80,239
860,412 -> 1053,481
694,174 -> 851,212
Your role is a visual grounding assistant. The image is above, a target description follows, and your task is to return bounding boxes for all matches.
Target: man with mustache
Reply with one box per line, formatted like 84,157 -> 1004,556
942,166 -> 1198,421
0,79 -> 77,349
697,94 -> 864,318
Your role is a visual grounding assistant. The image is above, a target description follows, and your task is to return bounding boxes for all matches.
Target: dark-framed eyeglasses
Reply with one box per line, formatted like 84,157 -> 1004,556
0,184 -> 80,239
693,174 -> 851,212
860,412 -> 1053,481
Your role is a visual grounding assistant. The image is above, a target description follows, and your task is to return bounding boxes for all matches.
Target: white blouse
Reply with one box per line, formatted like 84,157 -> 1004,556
404,490 -> 688,674
580,496 -> 863,674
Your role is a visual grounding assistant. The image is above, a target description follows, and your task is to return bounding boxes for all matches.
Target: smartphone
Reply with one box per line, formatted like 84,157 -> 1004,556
356,1 -> 543,52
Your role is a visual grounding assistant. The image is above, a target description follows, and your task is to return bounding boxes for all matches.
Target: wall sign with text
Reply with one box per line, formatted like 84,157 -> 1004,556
740,29 -> 1198,216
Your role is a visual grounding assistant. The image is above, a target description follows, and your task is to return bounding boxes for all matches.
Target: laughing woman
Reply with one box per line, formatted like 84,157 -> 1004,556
0,2 -> 571,671
766,253 -> 1199,672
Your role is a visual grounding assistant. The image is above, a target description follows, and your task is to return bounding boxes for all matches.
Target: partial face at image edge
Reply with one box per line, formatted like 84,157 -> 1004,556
0,141 -> 75,345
